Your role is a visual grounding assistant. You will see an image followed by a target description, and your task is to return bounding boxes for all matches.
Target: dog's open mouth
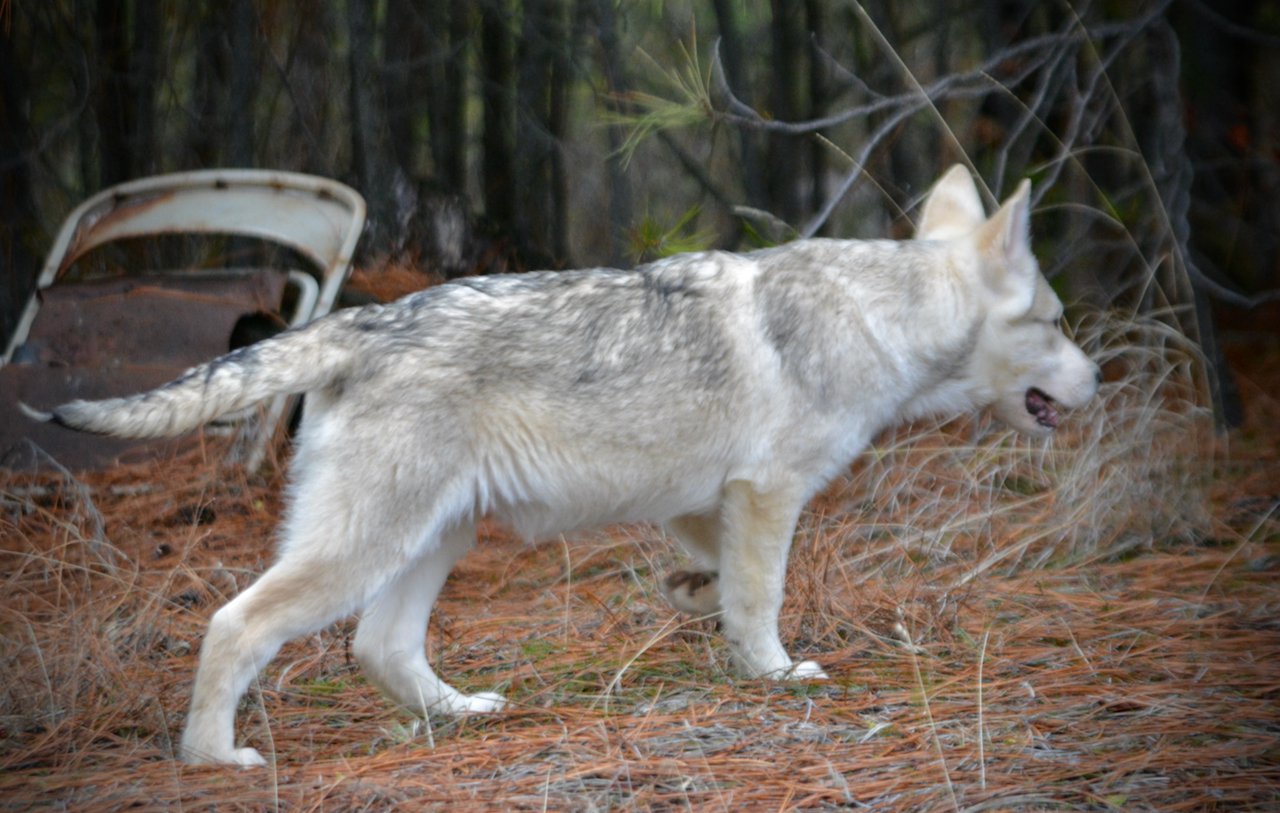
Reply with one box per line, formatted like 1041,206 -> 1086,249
1025,387 -> 1060,430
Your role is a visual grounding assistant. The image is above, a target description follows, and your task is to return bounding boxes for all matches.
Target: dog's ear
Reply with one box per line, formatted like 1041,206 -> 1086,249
974,179 -> 1039,308
974,179 -> 1032,263
916,165 -> 986,240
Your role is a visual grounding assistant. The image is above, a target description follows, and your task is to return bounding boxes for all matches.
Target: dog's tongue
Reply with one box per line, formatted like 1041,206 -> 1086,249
1026,388 -> 1059,429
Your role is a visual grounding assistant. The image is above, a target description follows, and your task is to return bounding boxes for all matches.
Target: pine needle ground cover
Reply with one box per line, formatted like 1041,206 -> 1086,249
2,330 -> 1276,812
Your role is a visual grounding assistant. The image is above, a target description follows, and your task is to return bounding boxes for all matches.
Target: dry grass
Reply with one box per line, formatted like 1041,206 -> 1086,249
2,312 -> 1277,811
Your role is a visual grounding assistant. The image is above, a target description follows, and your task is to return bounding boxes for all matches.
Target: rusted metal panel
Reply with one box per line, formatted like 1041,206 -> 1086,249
65,185 -> 355,280
2,170 -> 365,472
22,272 -> 287,368
5,170 -> 366,365
0,272 -> 289,470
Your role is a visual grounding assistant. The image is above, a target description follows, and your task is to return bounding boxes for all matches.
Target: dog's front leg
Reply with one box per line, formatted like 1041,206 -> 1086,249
717,478 -> 827,680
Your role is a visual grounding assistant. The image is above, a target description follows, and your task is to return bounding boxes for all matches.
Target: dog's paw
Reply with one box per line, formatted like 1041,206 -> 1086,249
182,743 -> 267,767
787,660 -> 829,681
230,746 -> 268,767
457,691 -> 506,714
661,570 -> 721,616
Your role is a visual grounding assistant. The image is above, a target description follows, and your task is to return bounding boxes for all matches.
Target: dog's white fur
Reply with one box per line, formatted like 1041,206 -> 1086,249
31,166 -> 1099,765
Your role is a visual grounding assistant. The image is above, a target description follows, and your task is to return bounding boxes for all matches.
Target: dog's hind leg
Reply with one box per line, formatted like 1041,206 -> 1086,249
661,512 -> 723,616
178,449 -> 474,766
717,479 -> 828,681
179,551 -> 401,766
352,522 -> 506,717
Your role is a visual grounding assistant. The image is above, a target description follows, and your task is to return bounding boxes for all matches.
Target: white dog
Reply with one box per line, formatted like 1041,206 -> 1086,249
27,165 -> 1099,765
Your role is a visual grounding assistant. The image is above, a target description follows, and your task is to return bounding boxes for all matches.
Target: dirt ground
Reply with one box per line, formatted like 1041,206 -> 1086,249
1,333 -> 1277,811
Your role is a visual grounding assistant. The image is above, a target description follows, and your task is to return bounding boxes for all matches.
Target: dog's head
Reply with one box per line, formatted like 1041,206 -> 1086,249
917,165 -> 1100,436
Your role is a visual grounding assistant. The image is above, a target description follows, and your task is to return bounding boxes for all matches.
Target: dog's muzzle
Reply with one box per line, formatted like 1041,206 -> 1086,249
1025,387 -> 1060,430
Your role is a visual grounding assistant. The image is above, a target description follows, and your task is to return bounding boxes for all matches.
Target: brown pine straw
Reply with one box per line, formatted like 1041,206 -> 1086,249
2,336 -> 1277,811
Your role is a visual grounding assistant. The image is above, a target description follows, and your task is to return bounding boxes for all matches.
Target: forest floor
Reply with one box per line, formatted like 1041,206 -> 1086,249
1,313 -> 1277,811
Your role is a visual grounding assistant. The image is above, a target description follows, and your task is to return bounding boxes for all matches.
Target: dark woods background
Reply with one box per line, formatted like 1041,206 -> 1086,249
2,0 -> 1277,420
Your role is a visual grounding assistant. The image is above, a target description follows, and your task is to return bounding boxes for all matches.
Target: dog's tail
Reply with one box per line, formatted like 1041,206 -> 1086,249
22,309 -> 365,439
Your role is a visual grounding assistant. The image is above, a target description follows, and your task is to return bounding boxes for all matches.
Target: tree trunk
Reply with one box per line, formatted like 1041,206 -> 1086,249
589,0 -> 632,266
0,30 -> 39,350
227,0 -> 257,167
348,0 -> 399,255
515,0 -> 553,264
804,0 -> 827,233
188,4 -> 223,168
547,8 -> 572,265
384,0 -> 427,173
515,0 -> 571,266
131,3 -> 161,176
93,0 -> 131,187
711,0 -> 766,210
426,0 -> 470,192
767,0 -> 805,227
480,1 -> 516,234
